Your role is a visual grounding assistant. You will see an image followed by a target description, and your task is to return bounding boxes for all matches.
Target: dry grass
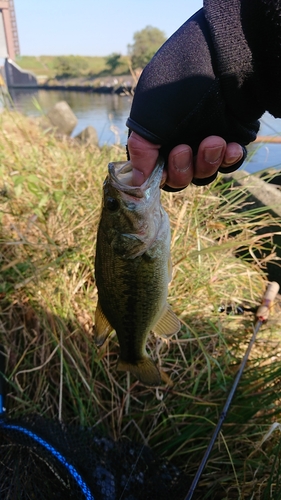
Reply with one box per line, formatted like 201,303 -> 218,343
1,110 -> 281,498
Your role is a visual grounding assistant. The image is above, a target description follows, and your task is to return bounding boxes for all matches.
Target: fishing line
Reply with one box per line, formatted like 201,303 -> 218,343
184,281 -> 280,500
116,334 -> 175,499
0,345 -> 5,416
118,378 -> 170,500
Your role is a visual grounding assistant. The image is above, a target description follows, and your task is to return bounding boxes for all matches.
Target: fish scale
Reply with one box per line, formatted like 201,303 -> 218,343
94,159 -> 181,386
96,232 -> 168,358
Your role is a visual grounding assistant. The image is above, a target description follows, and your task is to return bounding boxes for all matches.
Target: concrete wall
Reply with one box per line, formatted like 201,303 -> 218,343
229,170 -> 281,286
4,58 -> 37,88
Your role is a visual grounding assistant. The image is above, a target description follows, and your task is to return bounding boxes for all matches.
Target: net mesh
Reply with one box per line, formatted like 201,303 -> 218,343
0,414 -> 190,499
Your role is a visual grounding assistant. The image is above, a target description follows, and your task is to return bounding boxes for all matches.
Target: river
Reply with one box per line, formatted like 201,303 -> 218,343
9,88 -> 132,147
8,88 -> 281,174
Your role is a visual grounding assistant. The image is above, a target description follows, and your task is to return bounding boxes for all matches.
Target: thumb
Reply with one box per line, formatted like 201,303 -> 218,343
127,132 -> 160,185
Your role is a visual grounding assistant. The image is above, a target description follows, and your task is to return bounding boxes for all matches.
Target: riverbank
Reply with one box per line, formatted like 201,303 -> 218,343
37,74 -> 136,94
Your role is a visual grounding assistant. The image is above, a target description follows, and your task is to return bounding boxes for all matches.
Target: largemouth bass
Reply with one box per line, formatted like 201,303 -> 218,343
94,158 -> 180,386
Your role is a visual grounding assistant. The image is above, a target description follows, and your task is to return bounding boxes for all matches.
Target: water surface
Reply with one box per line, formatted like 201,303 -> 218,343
9,88 -> 132,147
8,88 -> 281,173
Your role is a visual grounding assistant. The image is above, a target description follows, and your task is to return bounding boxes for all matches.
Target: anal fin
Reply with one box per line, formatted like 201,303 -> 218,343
94,300 -> 113,347
160,369 -> 173,387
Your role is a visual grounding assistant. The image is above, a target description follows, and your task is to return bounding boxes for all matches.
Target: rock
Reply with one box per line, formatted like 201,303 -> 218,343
46,101 -> 77,136
75,125 -> 99,146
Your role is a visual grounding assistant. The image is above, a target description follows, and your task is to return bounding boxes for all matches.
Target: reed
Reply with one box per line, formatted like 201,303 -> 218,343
1,110 -> 281,498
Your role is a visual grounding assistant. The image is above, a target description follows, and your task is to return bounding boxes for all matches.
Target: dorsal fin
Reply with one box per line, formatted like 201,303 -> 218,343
152,303 -> 181,338
94,301 -> 113,347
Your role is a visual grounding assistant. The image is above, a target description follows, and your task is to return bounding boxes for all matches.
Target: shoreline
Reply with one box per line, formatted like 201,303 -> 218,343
7,74 -> 136,95
39,83 -> 133,94
8,83 -> 133,94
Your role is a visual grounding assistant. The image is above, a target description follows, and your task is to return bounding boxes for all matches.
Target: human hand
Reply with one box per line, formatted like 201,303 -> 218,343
126,7 -> 259,190
127,132 -> 244,190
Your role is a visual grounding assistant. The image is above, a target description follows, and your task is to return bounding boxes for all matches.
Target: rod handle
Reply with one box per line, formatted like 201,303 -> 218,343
256,281 -> 280,322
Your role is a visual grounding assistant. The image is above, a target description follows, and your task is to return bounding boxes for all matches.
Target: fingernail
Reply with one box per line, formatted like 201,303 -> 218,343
223,144 -> 244,165
173,151 -> 191,172
223,153 -> 243,166
204,146 -> 223,164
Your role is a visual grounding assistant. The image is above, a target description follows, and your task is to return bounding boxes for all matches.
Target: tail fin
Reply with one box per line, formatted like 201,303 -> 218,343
117,356 -> 161,386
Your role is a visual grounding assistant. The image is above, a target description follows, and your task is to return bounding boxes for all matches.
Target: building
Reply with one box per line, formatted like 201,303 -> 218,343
0,1 -> 37,88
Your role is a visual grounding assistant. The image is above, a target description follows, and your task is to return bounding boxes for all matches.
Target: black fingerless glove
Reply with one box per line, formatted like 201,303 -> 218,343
126,2 -> 270,188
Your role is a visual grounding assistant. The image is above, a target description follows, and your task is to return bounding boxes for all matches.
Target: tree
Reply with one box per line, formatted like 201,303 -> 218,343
128,26 -> 166,69
106,53 -> 122,73
53,56 -> 89,78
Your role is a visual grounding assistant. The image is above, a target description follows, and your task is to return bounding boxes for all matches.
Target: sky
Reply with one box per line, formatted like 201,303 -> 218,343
14,0 -> 203,57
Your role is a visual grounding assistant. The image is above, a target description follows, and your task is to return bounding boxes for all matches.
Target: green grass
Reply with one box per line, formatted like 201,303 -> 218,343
15,55 -> 57,77
1,110 -> 281,498
15,55 -> 131,80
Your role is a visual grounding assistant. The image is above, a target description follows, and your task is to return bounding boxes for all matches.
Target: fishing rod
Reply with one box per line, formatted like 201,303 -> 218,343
0,345 -> 5,415
185,281 -> 280,500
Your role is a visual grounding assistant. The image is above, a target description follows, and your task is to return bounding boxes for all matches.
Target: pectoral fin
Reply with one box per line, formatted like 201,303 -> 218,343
152,304 -> 181,339
94,301 -> 113,346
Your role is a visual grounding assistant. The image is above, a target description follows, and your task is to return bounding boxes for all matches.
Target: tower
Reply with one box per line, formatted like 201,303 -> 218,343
0,0 -> 20,60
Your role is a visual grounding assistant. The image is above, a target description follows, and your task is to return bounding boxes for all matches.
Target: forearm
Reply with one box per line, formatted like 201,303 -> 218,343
127,9 -> 232,152
127,0 -> 281,161
204,0 -> 281,118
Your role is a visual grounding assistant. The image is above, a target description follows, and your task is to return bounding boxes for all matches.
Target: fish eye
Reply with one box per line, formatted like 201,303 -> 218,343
106,197 -> 119,211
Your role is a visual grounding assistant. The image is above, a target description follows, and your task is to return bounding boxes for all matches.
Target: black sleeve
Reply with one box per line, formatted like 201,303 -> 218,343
204,0 -> 281,121
126,0 -> 281,177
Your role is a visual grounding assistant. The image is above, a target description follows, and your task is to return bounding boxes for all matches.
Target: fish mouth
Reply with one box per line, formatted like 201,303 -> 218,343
108,159 -> 164,198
